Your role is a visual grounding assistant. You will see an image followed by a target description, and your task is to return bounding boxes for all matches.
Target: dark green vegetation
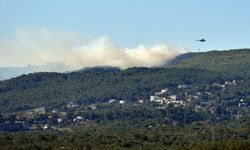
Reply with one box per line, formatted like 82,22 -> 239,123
172,48 -> 250,73
1,49 -> 250,113
0,48 -> 250,149
1,117 -> 250,150
0,67 -> 219,113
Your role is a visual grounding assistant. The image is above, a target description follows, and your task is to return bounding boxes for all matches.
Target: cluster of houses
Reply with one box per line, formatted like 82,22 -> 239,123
0,103 -> 96,131
149,80 -> 248,113
108,99 -> 126,105
0,98 -> 128,131
0,79 -> 248,131
212,80 -> 239,88
149,87 -> 187,106
0,97 -> 129,131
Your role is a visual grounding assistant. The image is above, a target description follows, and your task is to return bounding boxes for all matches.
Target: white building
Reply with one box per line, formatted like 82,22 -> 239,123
119,100 -> 126,105
108,99 -> 117,104
169,95 -> 177,101
58,118 -> 63,123
155,88 -> 169,95
138,99 -> 144,104
150,96 -> 167,104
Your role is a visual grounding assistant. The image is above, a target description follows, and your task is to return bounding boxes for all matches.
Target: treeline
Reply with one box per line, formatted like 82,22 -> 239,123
1,116 -> 250,150
173,49 -> 250,73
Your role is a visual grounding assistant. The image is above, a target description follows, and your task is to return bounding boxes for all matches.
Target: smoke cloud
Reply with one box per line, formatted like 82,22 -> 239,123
0,28 -> 188,72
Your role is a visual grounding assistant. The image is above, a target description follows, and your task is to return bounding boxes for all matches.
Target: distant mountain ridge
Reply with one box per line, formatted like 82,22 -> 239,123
0,65 -> 39,81
0,62 -> 70,81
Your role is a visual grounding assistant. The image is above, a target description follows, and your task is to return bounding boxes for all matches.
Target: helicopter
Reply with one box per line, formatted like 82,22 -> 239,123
196,38 -> 206,42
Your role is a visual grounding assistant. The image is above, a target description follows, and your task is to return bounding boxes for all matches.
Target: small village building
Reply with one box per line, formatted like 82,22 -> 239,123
58,118 -> 63,123
138,99 -> 144,104
108,99 -> 117,104
119,100 -> 126,105
67,100 -> 80,108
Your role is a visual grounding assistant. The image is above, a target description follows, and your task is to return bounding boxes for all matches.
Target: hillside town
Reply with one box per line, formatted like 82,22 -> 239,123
0,79 -> 249,132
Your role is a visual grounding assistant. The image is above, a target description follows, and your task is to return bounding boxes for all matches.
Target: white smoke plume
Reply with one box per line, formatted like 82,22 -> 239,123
0,28 -> 188,72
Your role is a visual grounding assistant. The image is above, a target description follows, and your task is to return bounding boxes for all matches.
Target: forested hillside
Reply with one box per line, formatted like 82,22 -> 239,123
0,49 -> 250,149
0,49 -> 249,113
172,49 -> 250,72
0,68 -> 216,113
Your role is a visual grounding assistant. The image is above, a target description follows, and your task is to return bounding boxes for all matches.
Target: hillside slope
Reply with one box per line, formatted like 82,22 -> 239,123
0,67 -> 218,113
0,49 -> 249,113
171,48 -> 250,72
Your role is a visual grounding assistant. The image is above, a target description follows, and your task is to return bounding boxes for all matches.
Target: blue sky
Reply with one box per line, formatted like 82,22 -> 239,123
0,0 -> 250,52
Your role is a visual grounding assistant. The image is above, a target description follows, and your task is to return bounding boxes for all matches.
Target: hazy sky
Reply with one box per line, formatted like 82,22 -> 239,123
0,0 -> 250,70
1,0 -> 249,51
